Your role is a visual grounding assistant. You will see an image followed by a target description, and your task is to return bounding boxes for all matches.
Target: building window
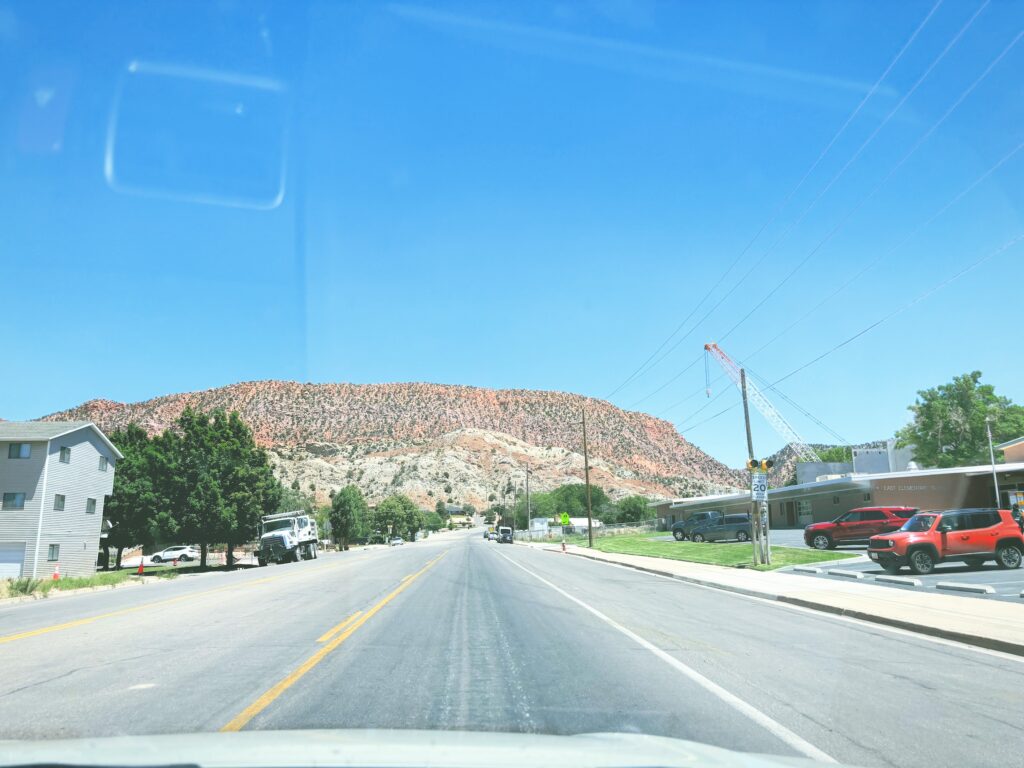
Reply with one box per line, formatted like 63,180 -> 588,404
797,500 -> 813,516
7,443 -> 31,459
86,498 -> 96,514
98,456 -> 108,471
863,493 -> 872,501
59,446 -> 71,463
2,492 -> 26,510
54,494 -> 65,511
833,496 -> 840,504
48,544 -> 59,561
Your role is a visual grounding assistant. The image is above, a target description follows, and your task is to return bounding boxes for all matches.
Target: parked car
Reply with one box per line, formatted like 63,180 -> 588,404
150,545 -> 199,563
804,506 -> 917,550
497,526 -> 513,544
671,511 -> 723,541
690,513 -> 752,543
488,532 -> 498,541
867,508 -> 1024,575
389,537 -> 404,546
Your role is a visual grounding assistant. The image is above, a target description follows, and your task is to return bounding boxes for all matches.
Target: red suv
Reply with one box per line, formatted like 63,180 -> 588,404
804,506 -> 917,550
868,508 -> 1024,575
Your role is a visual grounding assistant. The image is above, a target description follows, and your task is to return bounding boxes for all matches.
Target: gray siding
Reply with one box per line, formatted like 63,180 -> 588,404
0,440 -> 49,578
36,428 -> 117,578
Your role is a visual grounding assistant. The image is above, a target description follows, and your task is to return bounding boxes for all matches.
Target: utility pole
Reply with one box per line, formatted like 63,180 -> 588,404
986,416 -> 1002,507
525,464 -> 532,540
740,370 -> 762,567
582,407 -> 594,548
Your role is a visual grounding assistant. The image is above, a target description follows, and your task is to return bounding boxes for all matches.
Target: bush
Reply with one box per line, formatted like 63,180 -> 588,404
5,577 -> 43,597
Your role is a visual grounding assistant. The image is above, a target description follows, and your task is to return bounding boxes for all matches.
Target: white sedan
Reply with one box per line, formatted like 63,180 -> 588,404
150,545 -> 200,563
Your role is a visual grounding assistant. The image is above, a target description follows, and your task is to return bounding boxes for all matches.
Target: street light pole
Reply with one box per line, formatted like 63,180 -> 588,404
582,407 -> 594,548
986,416 -> 1002,507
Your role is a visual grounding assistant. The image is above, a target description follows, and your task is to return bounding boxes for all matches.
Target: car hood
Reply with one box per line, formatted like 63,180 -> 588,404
0,730 -> 853,768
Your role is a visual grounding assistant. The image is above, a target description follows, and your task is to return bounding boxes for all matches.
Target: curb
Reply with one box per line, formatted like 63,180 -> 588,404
549,547 -> 1024,658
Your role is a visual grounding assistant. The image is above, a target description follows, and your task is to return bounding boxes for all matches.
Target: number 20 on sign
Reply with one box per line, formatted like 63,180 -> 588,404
751,472 -> 768,502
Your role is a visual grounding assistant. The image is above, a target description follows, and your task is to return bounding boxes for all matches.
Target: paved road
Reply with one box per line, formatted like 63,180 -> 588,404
1,529 -> 1021,767
782,556 -> 1024,601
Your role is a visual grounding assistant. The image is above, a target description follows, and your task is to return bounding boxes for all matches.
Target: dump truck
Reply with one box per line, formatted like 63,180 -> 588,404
257,510 -> 319,565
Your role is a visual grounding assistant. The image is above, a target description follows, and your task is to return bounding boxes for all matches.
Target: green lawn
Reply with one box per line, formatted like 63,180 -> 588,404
544,533 -> 857,571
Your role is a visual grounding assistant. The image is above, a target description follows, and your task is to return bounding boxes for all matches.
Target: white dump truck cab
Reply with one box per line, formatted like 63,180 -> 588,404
257,510 -> 320,565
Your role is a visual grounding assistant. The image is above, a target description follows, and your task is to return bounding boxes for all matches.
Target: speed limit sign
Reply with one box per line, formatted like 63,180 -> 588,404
750,472 -> 768,502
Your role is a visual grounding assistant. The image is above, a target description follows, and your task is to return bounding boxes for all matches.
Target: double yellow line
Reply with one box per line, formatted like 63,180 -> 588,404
220,551 -> 447,732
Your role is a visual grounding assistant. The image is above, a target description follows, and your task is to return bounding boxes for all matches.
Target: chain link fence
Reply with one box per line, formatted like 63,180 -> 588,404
514,518 -> 658,542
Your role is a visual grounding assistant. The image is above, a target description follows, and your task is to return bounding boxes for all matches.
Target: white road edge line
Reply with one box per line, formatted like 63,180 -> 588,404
538,549 -> 1024,665
495,550 -> 836,764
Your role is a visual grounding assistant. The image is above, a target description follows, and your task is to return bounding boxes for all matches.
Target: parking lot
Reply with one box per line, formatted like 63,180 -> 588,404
780,553 -> 1024,602
655,528 -> 1024,601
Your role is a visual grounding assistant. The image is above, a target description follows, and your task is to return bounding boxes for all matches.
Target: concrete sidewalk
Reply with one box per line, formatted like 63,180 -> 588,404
523,542 -> 1024,657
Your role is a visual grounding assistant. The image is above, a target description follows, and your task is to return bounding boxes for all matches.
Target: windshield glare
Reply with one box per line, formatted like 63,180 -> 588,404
900,515 -> 937,533
4,2 -> 1024,766
263,520 -> 294,532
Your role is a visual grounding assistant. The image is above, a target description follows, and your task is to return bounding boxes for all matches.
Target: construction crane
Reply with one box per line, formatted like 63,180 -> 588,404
704,343 -> 822,463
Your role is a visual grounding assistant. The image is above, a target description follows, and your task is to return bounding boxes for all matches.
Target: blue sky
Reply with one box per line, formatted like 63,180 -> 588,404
2,0 -> 1023,467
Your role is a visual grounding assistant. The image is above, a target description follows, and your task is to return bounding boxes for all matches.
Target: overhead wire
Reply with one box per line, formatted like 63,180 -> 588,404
624,0 -> 987,406
678,233 -> 1024,434
715,13 -> 1020,347
664,131 -> 1024,422
603,0 -> 944,400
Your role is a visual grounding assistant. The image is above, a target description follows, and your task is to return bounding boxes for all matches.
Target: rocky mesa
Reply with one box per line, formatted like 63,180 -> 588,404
43,381 -> 744,507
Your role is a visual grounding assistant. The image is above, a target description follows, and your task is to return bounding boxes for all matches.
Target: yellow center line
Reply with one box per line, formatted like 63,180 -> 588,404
221,551 -> 448,732
0,555 -> 374,646
316,611 -> 363,643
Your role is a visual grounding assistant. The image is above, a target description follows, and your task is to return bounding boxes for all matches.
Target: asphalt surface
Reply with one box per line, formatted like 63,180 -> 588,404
1,529 -> 1022,768
782,555 -> 1024,601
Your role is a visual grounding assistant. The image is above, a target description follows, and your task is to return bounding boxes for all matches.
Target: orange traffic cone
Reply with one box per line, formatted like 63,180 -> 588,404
52,562 -> 60,580
137,558 -> 144,575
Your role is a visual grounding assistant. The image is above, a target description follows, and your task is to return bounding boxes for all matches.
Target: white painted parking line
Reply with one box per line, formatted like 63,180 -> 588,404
827,569 -> 866,579
935,582 -> 995,594
875,575 -> 923,587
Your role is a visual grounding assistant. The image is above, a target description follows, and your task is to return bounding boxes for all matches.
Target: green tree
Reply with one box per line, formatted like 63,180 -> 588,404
435,499 -> 447,517
461,503 -> 476,517
330,485 -> 369,550
372,494 -> 424,540
105,424 -> 170,569
424,511 -> 445,531
551,483 -> 610,520
615,495 -> 651,523
816,446 -> 853,463
207,410 -> 281,567
896,371 -> 1024,468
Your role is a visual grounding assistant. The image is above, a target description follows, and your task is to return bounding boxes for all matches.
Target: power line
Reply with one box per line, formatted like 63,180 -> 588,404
602,0 -> 943,400
664,131 -> 1024,422
625,1 -> 988,405
716,13 -> 1020,347
679,233 -> 1024,435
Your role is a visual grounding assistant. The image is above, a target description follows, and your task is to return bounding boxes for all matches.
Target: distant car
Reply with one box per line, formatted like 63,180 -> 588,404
690,514 -> 752,543
671,511 -> 722,541
497,526 -> 513,544
389,537 -> 404,546
483,530 -> 490,539
868,508 -> 1024,575
488,532 -> 497,541
150,545 -> 199,563
803,506 -> 917,550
